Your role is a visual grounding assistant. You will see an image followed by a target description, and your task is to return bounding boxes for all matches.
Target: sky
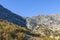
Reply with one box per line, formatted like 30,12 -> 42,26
0,0 -> 60,17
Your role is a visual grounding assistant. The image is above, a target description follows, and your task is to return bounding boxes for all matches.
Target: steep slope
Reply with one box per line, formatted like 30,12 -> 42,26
0,19 -> 40,40
0,5 -> 41,40
0,5 -> 26,27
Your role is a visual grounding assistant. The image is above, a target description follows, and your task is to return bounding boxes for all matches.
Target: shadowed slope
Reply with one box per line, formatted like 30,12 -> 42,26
0,5 -> 26,27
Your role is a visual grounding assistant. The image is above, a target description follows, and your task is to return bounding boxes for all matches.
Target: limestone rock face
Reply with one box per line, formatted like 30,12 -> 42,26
26,14 -> 60,31
26,14 -> 60,40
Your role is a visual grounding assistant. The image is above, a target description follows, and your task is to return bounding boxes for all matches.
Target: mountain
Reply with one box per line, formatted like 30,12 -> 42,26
26,14 -> 60,31
0,5 -> 40,40
26,14 -> 60,40
0,5 -> 26,27
1,5 -> 60,40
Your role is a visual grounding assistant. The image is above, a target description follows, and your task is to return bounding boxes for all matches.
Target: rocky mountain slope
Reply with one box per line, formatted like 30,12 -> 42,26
0,5 -> 26,27
0,19 -> 40,40
26,14 -> 60,31
26,14 -> 60,40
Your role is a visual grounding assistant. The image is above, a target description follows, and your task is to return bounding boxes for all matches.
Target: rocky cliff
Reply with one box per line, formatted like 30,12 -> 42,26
26,14 -> 60,31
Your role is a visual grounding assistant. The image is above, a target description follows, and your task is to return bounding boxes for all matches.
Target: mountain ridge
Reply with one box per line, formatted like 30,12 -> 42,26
26,14 -> 60,30
0,5 -> 27,27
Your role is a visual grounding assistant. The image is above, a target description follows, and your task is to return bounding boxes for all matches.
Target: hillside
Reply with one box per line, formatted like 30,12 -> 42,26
1,19 -> 58,40
27,24 -> 60,40
0,19 -> 40,40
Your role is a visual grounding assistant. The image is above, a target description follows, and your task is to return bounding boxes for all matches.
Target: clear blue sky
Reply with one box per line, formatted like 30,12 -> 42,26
0,0 -> 60,17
